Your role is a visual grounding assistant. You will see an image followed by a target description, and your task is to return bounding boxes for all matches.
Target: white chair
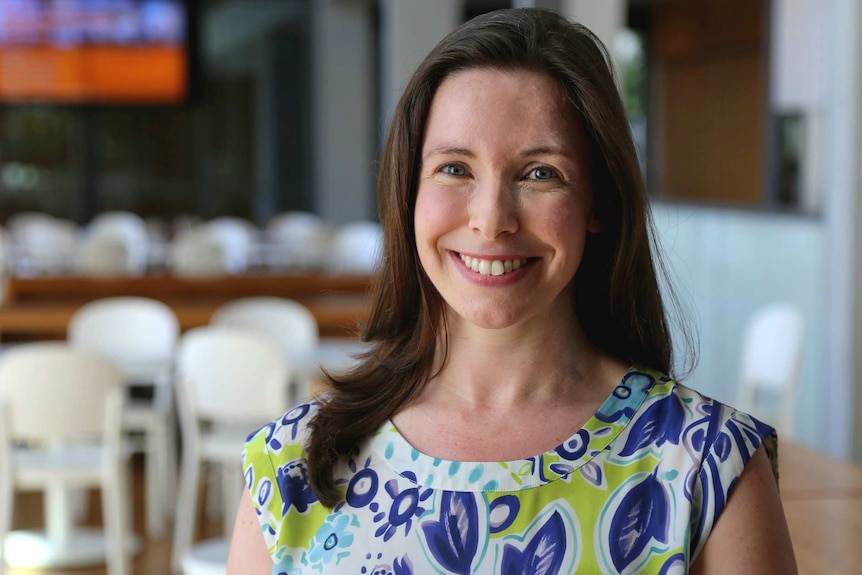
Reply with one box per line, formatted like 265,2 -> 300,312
8,213 -> 80,275
736,302 -> 805,439
210,297 -> 318,404
169,231 -> 232,276
76,236 -> 134,276
0,343 -> 132,575
327,220 -> 382,274
85,211 -> 150,274
200,217 -> 259,272
172,327 -> 291,574
68,297 -> 180,539
263,211 -> 331,270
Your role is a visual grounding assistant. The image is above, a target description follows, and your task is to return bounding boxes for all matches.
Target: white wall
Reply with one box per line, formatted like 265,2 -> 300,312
652,204 -> 826,447
311,1 -> 376,223
378,0 -> 462,130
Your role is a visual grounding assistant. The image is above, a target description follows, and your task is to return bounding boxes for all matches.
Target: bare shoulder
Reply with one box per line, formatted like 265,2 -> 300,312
226,489 -> 273,575
691,444 -> 798,574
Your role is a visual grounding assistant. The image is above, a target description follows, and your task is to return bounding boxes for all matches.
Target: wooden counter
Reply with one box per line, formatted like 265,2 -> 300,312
3,273 -> 372,302
780,441 -> 862,574
0,273 -> 373,339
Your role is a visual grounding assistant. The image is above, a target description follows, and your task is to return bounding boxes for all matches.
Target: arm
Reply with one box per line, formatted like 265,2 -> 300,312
691,445 -> 797,574
226,488 -> 273,574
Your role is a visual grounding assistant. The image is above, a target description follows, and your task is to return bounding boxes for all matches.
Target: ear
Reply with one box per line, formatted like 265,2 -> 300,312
587,211 -> 604,234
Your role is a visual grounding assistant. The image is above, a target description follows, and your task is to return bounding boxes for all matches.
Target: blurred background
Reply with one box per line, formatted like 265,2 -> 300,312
0,0 -> 856,462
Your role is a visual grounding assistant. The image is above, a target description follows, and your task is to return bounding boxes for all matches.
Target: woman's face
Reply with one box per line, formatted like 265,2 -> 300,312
414,67 -> 601,332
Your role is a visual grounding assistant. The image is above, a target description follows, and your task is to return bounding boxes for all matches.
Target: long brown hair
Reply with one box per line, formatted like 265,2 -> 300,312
308,7 -> 679,507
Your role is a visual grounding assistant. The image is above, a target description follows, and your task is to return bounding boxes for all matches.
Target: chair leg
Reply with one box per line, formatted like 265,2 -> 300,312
0,475 -> 12,575
103,462 -> 131,575
205,464 -> 222,521
172,453 -> 200,574
145,423 -> 166,538
163,412 -> 179,512
221,462 -> 244,536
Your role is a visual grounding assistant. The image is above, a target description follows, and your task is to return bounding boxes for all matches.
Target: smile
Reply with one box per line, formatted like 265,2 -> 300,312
458,253 -> 529,276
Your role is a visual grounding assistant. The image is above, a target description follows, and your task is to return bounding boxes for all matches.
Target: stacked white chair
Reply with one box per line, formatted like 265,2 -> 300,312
264,211 -> 331,270
172,327 -> 291,575
76,236 -> 132,277
210,296 -> 319,404
327,220 -> 382,274
169,231 -> 232,276
68,297 -> 180,539
736,302 -> 806,440
200,217 -> 259,272
84,211 -> 150,274
7,212 -> 80,275
0,343 -> 132,575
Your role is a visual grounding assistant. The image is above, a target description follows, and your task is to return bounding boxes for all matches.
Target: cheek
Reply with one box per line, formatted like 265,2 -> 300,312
414,185 -> 464,251
534,197 -> 591,248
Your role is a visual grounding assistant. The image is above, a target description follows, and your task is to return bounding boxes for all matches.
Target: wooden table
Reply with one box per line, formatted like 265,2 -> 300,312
780,441 -> 862,573
0,274 -> 373,339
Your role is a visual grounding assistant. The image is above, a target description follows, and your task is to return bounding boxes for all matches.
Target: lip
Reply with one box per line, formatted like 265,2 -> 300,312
449,250 -> 533,285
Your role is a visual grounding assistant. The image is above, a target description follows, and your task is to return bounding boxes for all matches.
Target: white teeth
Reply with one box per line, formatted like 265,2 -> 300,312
458,253 -> 529,276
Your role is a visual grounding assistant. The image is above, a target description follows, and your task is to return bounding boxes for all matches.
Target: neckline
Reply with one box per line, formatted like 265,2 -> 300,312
367,365 -> 659,492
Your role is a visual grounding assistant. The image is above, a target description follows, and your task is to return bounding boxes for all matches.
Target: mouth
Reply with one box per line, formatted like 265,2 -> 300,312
458,253 -> 531,276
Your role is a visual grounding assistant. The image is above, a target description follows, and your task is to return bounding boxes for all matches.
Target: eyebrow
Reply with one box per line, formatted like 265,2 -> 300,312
421,146 -> 475,161
518,146 -> 571,158
421,145 -> 571,161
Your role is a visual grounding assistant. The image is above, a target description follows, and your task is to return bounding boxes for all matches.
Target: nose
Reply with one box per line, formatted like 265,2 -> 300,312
468,178 -> 519,240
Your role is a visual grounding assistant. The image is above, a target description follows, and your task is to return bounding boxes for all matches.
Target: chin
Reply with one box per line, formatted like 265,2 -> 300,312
450,305 -> 524,330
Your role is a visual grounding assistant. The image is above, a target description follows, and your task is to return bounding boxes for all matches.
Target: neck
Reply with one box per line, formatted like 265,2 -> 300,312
421,306 -> 620,411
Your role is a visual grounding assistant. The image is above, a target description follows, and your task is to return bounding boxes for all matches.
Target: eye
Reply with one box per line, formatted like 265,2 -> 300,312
440,164 -> 467,177
526,166 -> 559,181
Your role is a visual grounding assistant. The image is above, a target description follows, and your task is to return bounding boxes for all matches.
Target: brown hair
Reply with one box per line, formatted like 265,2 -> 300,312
307,7 -> 680,507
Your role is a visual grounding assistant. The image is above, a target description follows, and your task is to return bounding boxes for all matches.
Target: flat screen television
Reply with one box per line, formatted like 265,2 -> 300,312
0,0 -> 192,105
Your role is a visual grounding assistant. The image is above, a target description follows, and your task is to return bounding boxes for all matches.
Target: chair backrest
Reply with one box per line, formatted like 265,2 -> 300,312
740,302 -> 805,390
209,297 -> 319,361
0,343 -> 124,444
176,327 -> 290,424
6,211 -> 57,241
737,302 -> 805,437
265,211 -> 326,244
76,236 -> 136,276
169,232 -> 232,276
328,220 -> 382,273
264,211 -> 331,270
85,211 -> 150,271
200,217 -> 258,271
8,214 -> 80,274
68,297 -> 180,367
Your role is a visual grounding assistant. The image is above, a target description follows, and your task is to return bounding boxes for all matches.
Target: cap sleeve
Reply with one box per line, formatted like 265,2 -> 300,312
242,422 -> 287,553
688,407 -> 776,559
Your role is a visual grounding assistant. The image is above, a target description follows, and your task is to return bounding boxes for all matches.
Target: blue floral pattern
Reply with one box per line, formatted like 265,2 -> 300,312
243,365 -> 775,574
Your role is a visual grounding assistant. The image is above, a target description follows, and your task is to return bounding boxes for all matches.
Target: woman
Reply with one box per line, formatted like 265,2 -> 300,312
228,8 -> 796,574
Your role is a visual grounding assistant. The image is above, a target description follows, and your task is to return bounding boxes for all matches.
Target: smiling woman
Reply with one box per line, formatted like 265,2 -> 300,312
227,7 -> 797,574
414,68 -> 600,334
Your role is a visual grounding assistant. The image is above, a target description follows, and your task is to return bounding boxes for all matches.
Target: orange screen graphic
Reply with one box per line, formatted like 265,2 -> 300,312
0,45 -> 186,103
0,1 -> 188,105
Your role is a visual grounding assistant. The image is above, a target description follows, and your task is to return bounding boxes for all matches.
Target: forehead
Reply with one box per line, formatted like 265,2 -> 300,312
422,67 -> 586,153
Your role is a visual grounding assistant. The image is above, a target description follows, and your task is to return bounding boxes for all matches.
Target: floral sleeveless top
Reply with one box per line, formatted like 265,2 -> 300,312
242,365 -> 776,574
